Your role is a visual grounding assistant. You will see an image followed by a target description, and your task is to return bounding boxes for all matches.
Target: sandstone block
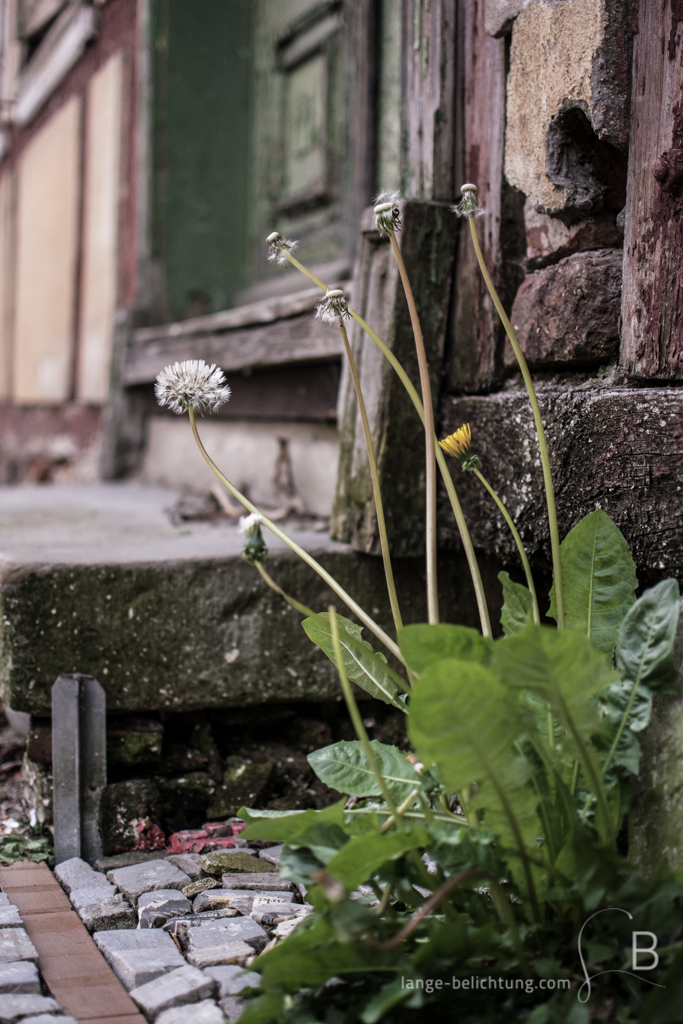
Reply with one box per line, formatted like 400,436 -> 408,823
78,894 -> 136,932
505,0 -> 630,216
130,964 -> 216,1019
523,199 -> 622,269
0,961 -> 40,994
106,860 -> 190,905
138,889 -> 193,928
507,249 -> 622,368
156,999 -> 225,1024
485,0 -> 533,37
0,929 -> 37,963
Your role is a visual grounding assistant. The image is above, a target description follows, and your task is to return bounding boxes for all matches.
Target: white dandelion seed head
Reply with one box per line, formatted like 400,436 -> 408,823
266,231 -> 299,265
373,189 -> 402,235
154,360 -> 231,416
239,512 -> 263,535
316,288 -> 350,325
453,183 -> 485,219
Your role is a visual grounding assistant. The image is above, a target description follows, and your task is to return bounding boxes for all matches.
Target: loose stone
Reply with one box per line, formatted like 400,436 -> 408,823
200,849 -> 273,876
0,961 -> 40,994
69,884 -> 118,910
0,907 -> 23,929
138,889 -> 193,928
106,947 -> 187,992
130,964 -> 216,1018
221,995 -> 248,1022
78,895 -> 136,932
258,846 -> 283,867
54,857 -> 110,895
182,878 -> 220,899
0,929 -> 38,963
185,918 -> 267,969
0,994 -> 60,1021
94,927 -> 181,961
107,860 -> 191,904
156,999 -> 225,1024
22,1014 -> 79,1023
203,964 -> 260,998
221,873 -> 295,892
165,854 -> 203,881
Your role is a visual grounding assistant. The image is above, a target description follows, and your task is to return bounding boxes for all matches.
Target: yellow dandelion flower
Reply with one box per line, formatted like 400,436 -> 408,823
439,424 -> 472,459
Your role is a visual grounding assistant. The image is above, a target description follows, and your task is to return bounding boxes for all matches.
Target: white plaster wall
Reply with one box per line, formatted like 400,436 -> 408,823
78,51 -> 123,404
142,417 -> 340,517
13,95 -> 80,404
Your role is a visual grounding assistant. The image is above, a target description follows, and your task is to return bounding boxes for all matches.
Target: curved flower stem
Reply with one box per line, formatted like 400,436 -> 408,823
387,231 -> 438,625
188,409 -> 403,663
472,468 -> 540,625
281,251 -> 491,638
466,217 -> 564,629
328,605 -> 401,821
254,561 -> 316,618
366,867 -> 527,968
339,321 -> 403,635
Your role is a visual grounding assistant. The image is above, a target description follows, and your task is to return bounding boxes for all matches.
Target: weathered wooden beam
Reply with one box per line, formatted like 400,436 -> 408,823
332,200 -> 457,556
446,0 -> 524,393
621,0 -> 683,380
438,385 -> 683,580
402,0 -> 456,200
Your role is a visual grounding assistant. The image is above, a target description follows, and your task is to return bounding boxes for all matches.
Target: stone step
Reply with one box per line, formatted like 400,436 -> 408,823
0,483 -> 477,715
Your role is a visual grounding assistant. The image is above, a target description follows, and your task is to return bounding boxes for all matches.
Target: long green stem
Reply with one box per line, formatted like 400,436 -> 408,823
388,232 -> 439,625
282,251 -> 492,638
467,217 -> 564,629
339,321 -> 403,635
328,605 -> 400,819
472,468 -> 540,625
188,409 -> 402,663
254,561 -> 316,618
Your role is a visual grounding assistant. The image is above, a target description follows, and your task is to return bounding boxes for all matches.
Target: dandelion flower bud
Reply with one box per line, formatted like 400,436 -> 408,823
316,288 -> 350,325
373,189 -> 401,235
155,360 -> 231,416
439,423 -> 479,472
239,512 -> 268,564
453,183 -> 484,219
266,231 -> 298,265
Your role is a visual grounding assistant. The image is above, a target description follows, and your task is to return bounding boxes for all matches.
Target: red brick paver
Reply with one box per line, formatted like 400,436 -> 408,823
0,860 -> 146,1023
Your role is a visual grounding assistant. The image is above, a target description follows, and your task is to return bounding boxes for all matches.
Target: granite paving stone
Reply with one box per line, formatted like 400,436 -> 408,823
164,855 -> 202,881
204,965 -> 260,998
138,890 -> 192,929
54,858 -> 110,896
69,883 -> 118,911
0,994 -> 60,1021
187,941 -> 255,970
0,907 -> 23,929
106,947 -> 187,992
0,961 -> 40,994
76,894 -> 136,932
258,846 -> 283,867
221,995 -> 248,1022
0,928 -> 38,962
106,861 -> 191,904
155,999 -> 225,1024
221,873 -> 295,892
130,964 -> 216,1019
94,928 -> 179,962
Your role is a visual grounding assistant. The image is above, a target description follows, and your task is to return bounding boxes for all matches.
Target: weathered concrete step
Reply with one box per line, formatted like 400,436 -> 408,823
0,484 -> 478,714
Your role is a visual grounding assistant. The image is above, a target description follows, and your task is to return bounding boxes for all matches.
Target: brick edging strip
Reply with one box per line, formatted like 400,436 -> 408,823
0,860 -> 146,1023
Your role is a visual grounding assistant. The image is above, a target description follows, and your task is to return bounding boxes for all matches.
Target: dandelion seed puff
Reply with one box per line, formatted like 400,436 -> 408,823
154,360 -> 231,416
266,232 -> 299,265
373,190 -> 402,235
453,183 -> 485,219
316,289 -> 350,325
239,512 -> 263,534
